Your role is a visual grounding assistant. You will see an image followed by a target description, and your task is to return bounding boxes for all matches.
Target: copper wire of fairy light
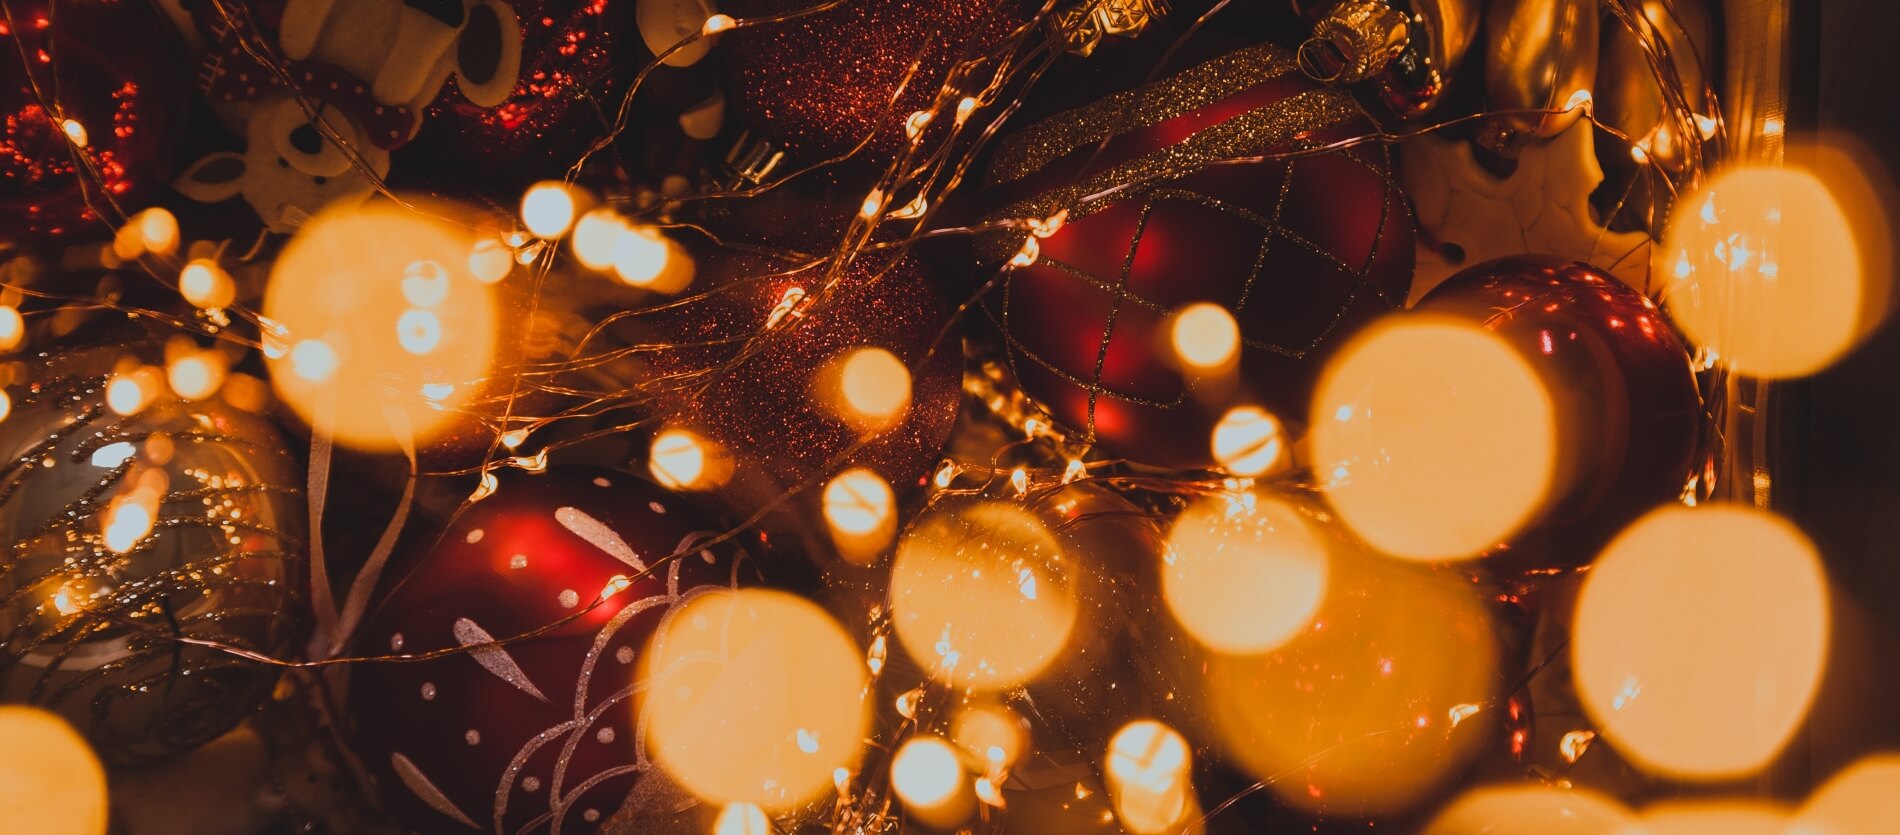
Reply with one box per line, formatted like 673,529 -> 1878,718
0,0 -> 1735,830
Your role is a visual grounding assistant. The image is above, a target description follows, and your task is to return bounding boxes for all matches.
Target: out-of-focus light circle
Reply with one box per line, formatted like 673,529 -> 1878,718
822,468 -> 895,565
641,589 -> 867,810
650,428 -> 724,490
1573,505 -> 1828,780
1798,755 -> 1900,835
1171,302 -> 1240,370
1311,316 -> 1556,560
135,207 -> 179,255
1663,165 -> 1869,378
167,352 -> 225,400
0,304 -> 21,350
612,225 -> 669,285
891,736 -> 965,813
179,260 -> 236,309
714,802 -> 770,835
1106,720 -> 1193,835
0,707 -> 107,835
264,204 -> 497,449
105,371 -> 154,415
826,346 -> 911,431
520,181 -> 577,239
571,208 -> 627,271
0,389 -> 11,423
1164,494 -> 1328,654
1210,405 -> 1285,476
951,705 -> 1026,769
468,238 -> 513,283
1424,785 -> 1630,835
890,502 -> 1077,689
1630,801 -> 1794,835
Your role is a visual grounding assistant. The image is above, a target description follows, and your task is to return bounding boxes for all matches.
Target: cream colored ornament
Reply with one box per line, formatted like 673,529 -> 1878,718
1401,119 -> 1653,302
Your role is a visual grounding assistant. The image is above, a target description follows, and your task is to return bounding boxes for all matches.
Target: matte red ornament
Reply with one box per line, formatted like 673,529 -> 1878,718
0,0 -> 186,242
1416,255 -> 1701,573
348,468 -> 757,834
718,0 -> 1034,170
976,38 -> 1415,469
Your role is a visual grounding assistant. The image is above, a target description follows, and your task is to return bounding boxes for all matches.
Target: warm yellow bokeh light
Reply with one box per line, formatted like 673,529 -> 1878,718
1210,405 -> 1285,477
951,705 -> 1026,769
1170,302 -> 1240,371
890,502 -> 1078,689
641,589 -> 868,810
60,117 -> 87,147
0,304 -> 21,350
1106,720 -> 1193,835
650,428 -> 729,490
823,346 -> 911,431
714,802 -> 771,835
520,181 -> 578,239
891,736 -> 966,815
0,707 -> 107,835
101,497 -> 155,554
167,352 -> 226,400
1664,165 -> 1869,378
1798,755 -> 1900,835
571,208 -> 627,271
1164,494 -> 1327,654
610,226 -> 693,292
1629,801 -> 1793,835
1424,785 -> 1630,835
105,369 -> 157,416
135,207 -> 179,255
1573,505 -> 1829,780
263,203 -> 497,449
1311,316 -> 1556,560
179,260 -> 236,309
822,468 -> 896,565
468,238 -> 513,283
0,389 -> 11,423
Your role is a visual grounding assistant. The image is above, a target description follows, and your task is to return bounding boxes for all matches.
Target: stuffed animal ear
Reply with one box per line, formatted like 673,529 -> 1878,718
278,0 -> 342,61
454,0 -> 521,108
174,152 -> 248,204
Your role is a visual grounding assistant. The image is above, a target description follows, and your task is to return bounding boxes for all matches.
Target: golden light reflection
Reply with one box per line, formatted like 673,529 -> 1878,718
641,589 -> 867,810
820,346 -> 911,432
263,203 -> 498,449
1311,316 -> 1556,561
1209,405 -> 1285,477
1573,505 -> 1828,780
179,260 -> 236,309
889,502 -> 1077,689
0,707 -> 107,835
1632,801 -> 1793,835
1170,302 -> 1240,371
520,181 -> 578,239
822,468 -> 896,565
1423,785 -> 1629,835
1164,493 -> 1327,654
714,802 -> 771,835
1106,720 -> 1194,835
891,736 -> 970,827
1799,754 -> 1900,835
1663,164 -> 1874,378
951,705 -> 1026,770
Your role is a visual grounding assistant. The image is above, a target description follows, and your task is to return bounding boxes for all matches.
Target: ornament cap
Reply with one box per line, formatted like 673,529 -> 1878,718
1298,0 -> 1410,84
1052,0 -> 1168,57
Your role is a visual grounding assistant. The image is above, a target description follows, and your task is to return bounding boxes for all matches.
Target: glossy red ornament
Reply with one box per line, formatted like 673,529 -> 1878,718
977,38 -> 1414,469
348,468 -> 757,834
719,0 -> 1034,170
1416,255 -> 1701,573
0,0 -> 186,242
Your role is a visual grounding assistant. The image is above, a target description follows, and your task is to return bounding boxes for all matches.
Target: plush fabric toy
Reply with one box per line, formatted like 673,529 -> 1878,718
163,0 -> 521,232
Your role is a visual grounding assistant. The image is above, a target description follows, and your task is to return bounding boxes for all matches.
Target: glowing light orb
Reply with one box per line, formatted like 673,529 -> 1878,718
571,208 -> 627,271
1210,405 -> 1285,476
823,346 -> 911,431
135,207 -> 178,255
105,370 -> 156,416
0,305 -> 20,350
0,707 -> 107,835
167,352 -> 225,400
822,468 -> 895,565
1170,302 -> 1240,371
1311,316 -> 1556,560
1573,505 -> 1828,779
891,736 -> 968,824
641,589 -> 868,810
1164,494 -> 1327,654
0,390 -> 11,423
1799,755 -> 1900,835
179,260 -> 236,309
1106,720 -> 1193,835
1424,785 -> 1630,835
263,204 -> 497,449
1632,801 -> 1793,835
1664,165 -> 1872,378
60,118 -> 88,147
468,238 -> 513,283
890,502 -> 1078,689
520,181 -> 578,239
951,705 -> 1026,769
650,428 -> 728,490
714,802 -> 771,835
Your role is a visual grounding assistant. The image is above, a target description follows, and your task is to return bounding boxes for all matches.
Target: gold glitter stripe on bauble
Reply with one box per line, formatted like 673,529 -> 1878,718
979,85 -> 1363,262
985,43 -> 1301,188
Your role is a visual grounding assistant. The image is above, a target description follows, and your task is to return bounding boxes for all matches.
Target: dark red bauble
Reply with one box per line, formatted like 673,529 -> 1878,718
1416,255 -> 1701,573
349,468 -> 757,834
719,0 -> 1034,169
625,246 -> 960,562
977,39 -> 1414,469
399,0 -> 719,196
0,0 -> 186,242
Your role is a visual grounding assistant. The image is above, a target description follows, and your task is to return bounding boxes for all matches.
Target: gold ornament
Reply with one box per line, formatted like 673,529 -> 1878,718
1297,0 -> 1479,116
1480,0 -> 1600,155
1052,0 -> 1168,57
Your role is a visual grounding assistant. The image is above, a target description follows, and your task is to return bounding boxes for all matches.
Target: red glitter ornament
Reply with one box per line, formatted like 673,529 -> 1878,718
349,467 -> 757,834
0,0 -> 186,242
975,37 -> 1414,469
1415,255 -> 1701,574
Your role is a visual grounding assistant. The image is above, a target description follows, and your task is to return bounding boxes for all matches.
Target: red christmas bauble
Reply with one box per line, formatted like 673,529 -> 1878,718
348,468 -> 758,834
719,0 -> 1034,170
1415,255 -> 1700,573
0,0 -> 186,242
976,38 -> 1414,469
